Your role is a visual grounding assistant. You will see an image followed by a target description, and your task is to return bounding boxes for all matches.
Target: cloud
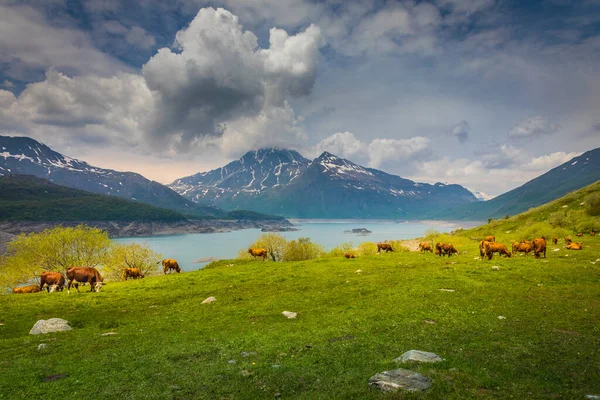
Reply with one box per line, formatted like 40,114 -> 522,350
142,7 -> 323,150
451,120 -> 470,142
0,5 -> 129,80
313,132 -> 365,159
367,136 -> 431,168
509,116 -> 560,138
1,80 -> 15,89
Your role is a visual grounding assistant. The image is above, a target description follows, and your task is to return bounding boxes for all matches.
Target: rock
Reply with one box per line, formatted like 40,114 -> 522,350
37,343 -> 48,350
438,288 -> 455,292
29,318 -> 72,335
492,266 -> 499,270
395,350 -> 443,363
101,332 -> 118,336
241,351 -> 257,357
355,269 -> 362,273
282,311 -> 297,319
201,296 -> 216,304
585,395 -> 600,399
228,359 -> 237,364
369,369 -> 431,392
423,319 -> 436,324
498,316 -> 506,320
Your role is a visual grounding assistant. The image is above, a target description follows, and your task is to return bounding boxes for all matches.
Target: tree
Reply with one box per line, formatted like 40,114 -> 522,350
102,243 -> 162,281
0,225 -> 110,290
283,237 -> 324,261
240,233 -> 287,261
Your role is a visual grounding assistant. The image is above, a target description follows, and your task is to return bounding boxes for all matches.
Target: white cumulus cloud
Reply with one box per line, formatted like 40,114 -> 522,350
509,116 -> 560,138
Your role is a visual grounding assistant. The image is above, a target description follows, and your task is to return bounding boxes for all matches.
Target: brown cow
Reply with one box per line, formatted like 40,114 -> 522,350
344,253 -> 356,259
532,237 -> 547,258
484,235 -> 495,243
552,237 -> 558,245
566,242 -> 583,250
436,243 -> 458,257
13,285 -> 41,294
40,271 -> 65,293
122,267 -> 144,280
576,232 -> 583,237
512,242 -> 532,256
377,243 -> 394,253
66,267 -> 104,294
479,240 -> 489,257
565,236 -> 572,245
591,231 -> 596,237
484,242 -> 512,260
418,242 -> 433,253
160,259 -> 181,273
248,248 -> 268,260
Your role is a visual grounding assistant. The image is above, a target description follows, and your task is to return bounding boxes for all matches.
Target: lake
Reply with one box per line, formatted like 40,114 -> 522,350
113,219 -> 480,271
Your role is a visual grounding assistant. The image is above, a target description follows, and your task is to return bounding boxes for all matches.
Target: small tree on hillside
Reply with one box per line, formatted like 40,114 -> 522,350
103,243 -> 163,281
283,237 -> 324,261
0,225 -> 111,290
240,233 -> 288,261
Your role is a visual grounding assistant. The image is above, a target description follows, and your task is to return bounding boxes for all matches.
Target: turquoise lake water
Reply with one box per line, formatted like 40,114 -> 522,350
113,219 -> 480,271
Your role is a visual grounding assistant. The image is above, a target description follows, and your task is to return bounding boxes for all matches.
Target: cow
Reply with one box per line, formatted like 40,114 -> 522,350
436,243 -> 458,257
344,253 -> 356,259
377,243 -> 394,253
247,248 -> 268,260
576,232 -> 583,237
552,237 -> 558,245
591,231 -> 596,237
418,242 -> 433,253
122,267 -> 144,280
13,285 -> 41,294
66,267 -> 104,294
479,240 -> 489,257
484,235 -> 495,243
483,242 -> 512,260
566,242 -> 583,250
159,259 -> 181,273
39,271 -> 65,293
532,237 -> 547,259
565,236 -> 572,245
512,242 -> 532,256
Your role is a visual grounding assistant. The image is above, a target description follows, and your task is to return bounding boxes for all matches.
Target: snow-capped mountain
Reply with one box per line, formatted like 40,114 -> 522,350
171,149 -> 479,218
169,148 -> 310,205
0,135 -> 223,217
466,188 -> 495,201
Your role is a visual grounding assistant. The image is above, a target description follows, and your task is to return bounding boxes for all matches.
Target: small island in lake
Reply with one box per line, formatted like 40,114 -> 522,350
344,228 -> 372,235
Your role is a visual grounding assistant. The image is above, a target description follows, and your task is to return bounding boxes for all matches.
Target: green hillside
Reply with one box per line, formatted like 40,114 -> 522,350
0,175 -> 187,222
435,147 -> 600,220
456,180 -> 600,243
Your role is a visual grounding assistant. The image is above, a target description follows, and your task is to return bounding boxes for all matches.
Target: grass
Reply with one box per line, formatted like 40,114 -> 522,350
1,233 -> 600,399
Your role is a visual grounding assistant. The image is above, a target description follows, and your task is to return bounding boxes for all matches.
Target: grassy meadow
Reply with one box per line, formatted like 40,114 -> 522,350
1,232 -> 599,399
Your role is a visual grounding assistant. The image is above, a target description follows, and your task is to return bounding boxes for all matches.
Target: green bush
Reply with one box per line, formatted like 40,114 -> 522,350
325,242 -> 355,258
282,238 -> 324,261
356,242 -> 377,256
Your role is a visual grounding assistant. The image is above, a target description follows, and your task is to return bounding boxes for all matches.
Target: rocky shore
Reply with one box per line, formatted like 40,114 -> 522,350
0,219 -> 294,246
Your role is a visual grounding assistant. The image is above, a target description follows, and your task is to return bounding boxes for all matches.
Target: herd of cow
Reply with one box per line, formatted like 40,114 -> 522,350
12,259 -> 182,294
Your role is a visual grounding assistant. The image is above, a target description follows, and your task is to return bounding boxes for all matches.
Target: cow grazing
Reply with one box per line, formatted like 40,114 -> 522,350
565,236 -> 572,245
39,271 -> 65,293
248,248 -> 268,260
436,243 -> 458,257
418,242 -> 433,253
13,285 -> 41,294
591,231 -> 596,237
532,237 -> 547,258
344,253 -> 356,259
66,267 -> 104,294
484,235 -> 495,243
160,259 -> 181,273
484,242 -> 512,260
377,243 -> 394,253
566,242 -> 583,250
576,232 -> 583,237
122,268 -> 144,280
479,241 -> 489,257
552,237 -> 558,245
512,242 -> 532,256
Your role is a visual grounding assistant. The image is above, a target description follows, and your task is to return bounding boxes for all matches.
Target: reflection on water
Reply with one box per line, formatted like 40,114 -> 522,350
113,219 -> 480,271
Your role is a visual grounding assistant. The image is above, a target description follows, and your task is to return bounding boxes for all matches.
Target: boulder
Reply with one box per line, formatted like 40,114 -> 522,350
282,311 -> 297,319
29,318 -> 72,335
395,350 -> 443,363
369,369 -> 431,392
202,296 -> 216,304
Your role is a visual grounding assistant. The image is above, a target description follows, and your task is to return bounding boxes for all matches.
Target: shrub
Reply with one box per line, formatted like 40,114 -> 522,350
586,193 -> 600,216
357,242 -> 377,256
548,211 -> 568,228
388,240 -> 410,252
240,233 -> 287,261
326,242 -> 355,258
102,243 -> 162,281
282,238 -> 324,261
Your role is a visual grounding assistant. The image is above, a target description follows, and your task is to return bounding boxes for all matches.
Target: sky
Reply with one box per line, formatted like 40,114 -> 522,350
1,0 -> 599,196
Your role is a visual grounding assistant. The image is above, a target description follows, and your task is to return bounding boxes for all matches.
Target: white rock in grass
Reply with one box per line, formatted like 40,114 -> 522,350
29,318 -> 71,335
498,316 -> 506,320
282,311 -> 297,319
202,296 -> 216,304
553,248 -> 560,252
492,266 -> 499,270
101,332 -> 118,336
585,395 -> 600,399
438,288 -> 455,292
37,343 -> 48,350
369,369 -> 431,392
395,350 -> 443,363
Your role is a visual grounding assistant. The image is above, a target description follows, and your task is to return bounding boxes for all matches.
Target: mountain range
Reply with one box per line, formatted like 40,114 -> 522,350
170,149 -> 478,218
